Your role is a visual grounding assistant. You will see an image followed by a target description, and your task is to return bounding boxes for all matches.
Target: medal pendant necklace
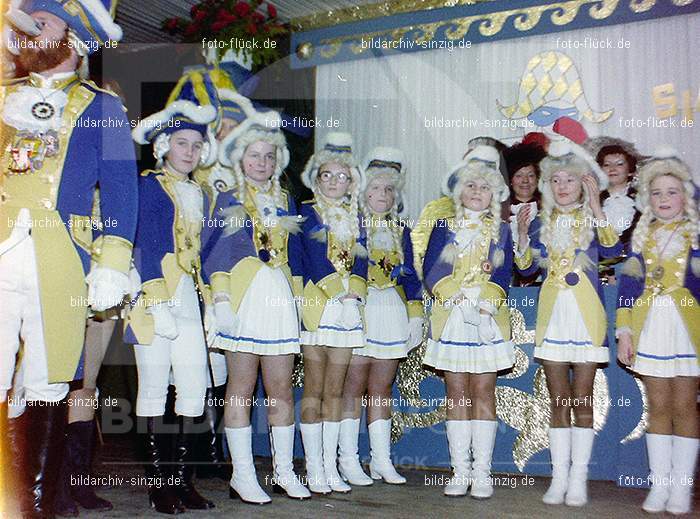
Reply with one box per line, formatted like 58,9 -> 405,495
31,88 -> 63,122
650,221 -> 683,281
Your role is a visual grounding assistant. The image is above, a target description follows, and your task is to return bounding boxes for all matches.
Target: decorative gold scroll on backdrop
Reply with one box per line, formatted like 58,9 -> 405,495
295,0 -> 697,61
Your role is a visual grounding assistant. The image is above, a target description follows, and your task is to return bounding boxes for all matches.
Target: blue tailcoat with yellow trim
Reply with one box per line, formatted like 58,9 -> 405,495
516,216 -> 622,347
616,241 -> 700,361
423,218 -> 513,340
124,169 -> 207,345
0,75 -> 137,382
299,200 -> 368,331
200,187 -> 303,310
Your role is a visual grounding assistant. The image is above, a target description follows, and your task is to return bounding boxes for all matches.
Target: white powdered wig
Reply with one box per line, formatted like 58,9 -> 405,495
631,148 -> 699,253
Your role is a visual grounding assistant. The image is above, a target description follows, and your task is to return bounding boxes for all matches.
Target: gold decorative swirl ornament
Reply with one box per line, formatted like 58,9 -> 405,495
312,0 -> 627,61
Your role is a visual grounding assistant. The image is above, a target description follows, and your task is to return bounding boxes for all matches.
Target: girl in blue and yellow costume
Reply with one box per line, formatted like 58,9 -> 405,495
338,147 -> 423,487
422,145 -> 514,500
298,132 -> 367,494
201,109 -> 310,504
616,150 -> 699,515
514,137 -> 622,507
127,99 -> 217,514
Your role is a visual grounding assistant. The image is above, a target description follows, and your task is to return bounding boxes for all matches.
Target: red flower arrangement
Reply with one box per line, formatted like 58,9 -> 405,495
162,0 -> 288,66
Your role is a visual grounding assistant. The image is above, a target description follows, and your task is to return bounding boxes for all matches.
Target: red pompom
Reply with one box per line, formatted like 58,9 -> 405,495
552,116 -> 588,145
522,132 -> 550,150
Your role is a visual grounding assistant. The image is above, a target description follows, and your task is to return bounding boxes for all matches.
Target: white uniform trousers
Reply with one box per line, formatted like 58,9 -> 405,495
0,233 -> 69,404
133,275 -> 208,417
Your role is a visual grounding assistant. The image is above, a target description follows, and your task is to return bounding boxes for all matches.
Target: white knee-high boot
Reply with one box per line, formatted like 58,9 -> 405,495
368,418 -> 406,484
543,427 -> 571,505
642,433 -> 672,513
470,420 -> 497,499
444,420 -> 471,497
338,418 -> 372,486
269,425 -> 311,500
565,426 -> 594,507
225,426 -> 271,505
322,421 -> 351,492
300,422 -> 331,494
666,435 -> 698,515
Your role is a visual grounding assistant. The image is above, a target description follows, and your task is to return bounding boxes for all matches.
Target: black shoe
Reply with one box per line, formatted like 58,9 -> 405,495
143,417 -> 184,515
173,416 -> 214,510
65,420 -> 113,511
23,399 -> 68,519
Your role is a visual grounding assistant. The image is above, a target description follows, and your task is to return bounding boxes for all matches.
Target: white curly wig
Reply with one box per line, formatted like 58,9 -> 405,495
217,109 -> 289,205
537,140 -> 607,252
132,101 -> 218,169
361,147 -> 407,260
631,148 -> 700,253
448,160 -> 506,245
303,132 -> 364,245
361,146 -> 406,214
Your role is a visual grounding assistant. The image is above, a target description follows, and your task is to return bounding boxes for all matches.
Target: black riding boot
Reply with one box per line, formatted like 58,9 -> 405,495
173,416 -> 214,510
23,399 -> 68,519
143,416 -> 184,515
195,385 -> 230,480
66,420 -> 112,511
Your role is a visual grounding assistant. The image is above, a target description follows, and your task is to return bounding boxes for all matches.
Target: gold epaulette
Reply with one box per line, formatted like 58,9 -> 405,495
410,196 -> 456,277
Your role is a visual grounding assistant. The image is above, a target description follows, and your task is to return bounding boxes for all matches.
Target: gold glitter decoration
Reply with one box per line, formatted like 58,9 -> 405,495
498,366 -> 551,470
292,354 -> 304,388
390,303 -> 611,471
391,307 -> 534,443
291,0 -> 486,32
498,366 -> 610,470
621,377 -> 649,444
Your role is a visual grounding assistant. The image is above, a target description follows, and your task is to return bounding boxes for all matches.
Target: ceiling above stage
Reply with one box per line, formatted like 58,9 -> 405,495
115,0 -> 384,44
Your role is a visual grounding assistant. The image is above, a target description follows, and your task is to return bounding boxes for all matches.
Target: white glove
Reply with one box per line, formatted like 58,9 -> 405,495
86,267 -> 129,312
459,299 -> 480,326
338,297 -> 362,330
204,304 -> 217,346
149,303 -> 179,340
127,265 -> 141,302
214,300 -> 239,338
477,313 -> 496,344
407,317 -> 424,351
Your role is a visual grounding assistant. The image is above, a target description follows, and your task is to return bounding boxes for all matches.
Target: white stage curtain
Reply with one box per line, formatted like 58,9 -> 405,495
315,13 -> 700,219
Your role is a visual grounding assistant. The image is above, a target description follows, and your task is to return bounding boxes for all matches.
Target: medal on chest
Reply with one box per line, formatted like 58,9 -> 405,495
5,129 -> 60,175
